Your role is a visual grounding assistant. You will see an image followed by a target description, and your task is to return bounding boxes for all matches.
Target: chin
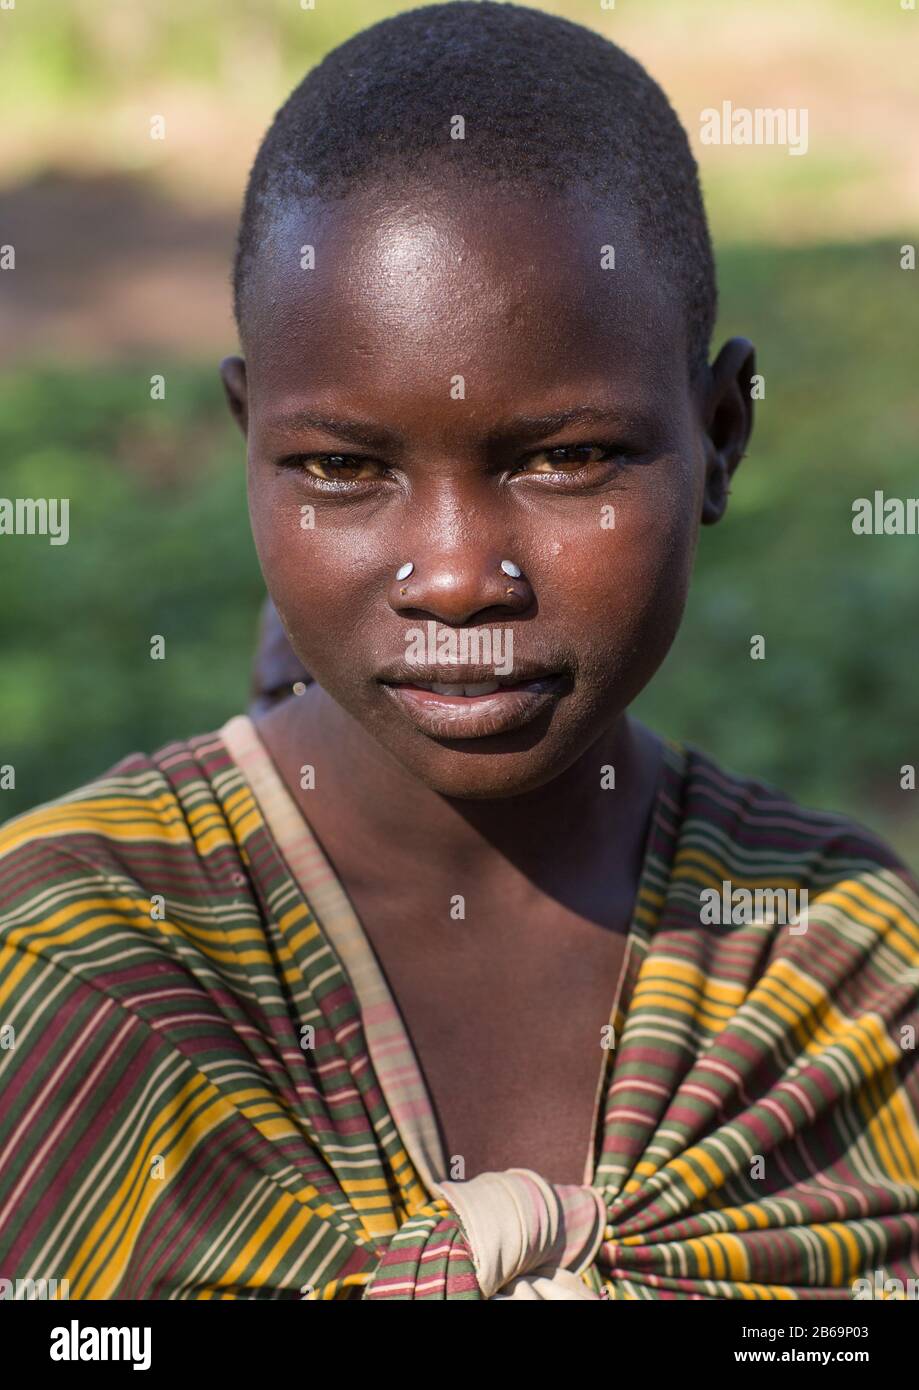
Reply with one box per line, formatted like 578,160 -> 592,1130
405,758 -> 563,800
380,719 -> 601,800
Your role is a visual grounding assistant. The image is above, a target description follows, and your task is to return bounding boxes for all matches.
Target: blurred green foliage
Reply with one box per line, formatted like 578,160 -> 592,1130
0,0 -> 892,114
634,238 -> 919,862
0,368 -> 261,800
1,239 -> 917,864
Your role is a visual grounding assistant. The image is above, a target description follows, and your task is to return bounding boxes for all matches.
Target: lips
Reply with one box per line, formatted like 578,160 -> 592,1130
416,681 -> 499,696
378,671 -> 568,738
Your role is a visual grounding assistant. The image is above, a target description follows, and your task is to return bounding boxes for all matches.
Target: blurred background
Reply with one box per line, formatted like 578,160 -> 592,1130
0,0 -> 917,860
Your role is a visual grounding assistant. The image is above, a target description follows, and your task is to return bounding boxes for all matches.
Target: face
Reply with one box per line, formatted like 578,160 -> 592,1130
222,180 -> 753,798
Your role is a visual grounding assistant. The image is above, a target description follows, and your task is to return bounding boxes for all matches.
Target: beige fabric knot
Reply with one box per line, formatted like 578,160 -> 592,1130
434,1168 -> 606,1300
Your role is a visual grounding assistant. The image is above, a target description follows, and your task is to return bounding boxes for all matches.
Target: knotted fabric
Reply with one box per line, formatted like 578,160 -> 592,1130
5,719 -> 917,1300
365,1169 -> 606,1299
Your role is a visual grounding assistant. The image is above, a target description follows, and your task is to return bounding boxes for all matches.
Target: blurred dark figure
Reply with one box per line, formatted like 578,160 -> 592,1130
248,597 -> 311,716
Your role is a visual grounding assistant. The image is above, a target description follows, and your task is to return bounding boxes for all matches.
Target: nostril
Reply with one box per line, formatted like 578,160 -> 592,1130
389,560 -> 533,611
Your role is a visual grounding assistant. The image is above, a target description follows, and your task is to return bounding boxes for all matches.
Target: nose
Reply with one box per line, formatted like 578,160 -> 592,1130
389,553 -> 533,626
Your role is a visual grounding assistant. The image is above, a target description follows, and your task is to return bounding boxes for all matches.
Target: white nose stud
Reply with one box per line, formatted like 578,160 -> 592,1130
395,558 -> 526,597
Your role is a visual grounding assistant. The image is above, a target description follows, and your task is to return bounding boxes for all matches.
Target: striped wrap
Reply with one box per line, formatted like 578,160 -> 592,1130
0,716 -> 917,1299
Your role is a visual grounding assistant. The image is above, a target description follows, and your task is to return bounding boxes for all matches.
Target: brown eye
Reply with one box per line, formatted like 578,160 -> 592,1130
301,454 -> 380,482
524,444 -> 617,474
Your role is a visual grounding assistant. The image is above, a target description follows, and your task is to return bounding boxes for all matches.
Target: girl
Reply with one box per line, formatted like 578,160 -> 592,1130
1,3 -> 917,1301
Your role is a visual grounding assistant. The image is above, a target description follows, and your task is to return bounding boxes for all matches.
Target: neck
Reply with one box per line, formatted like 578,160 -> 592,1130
256,683 -> 663,918
254,683 -> 661,922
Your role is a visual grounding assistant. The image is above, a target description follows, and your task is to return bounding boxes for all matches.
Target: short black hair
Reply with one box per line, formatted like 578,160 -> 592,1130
232,0 -> 716,378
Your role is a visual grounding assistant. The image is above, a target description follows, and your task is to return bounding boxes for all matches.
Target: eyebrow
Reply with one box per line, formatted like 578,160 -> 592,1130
265,403 -> 642,450
267,411 -> 398,450
496,405 -> 640,443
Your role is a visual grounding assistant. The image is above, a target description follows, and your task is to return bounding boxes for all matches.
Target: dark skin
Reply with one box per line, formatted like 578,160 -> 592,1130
248,596 -> 310,717
221,180 -> 754,1185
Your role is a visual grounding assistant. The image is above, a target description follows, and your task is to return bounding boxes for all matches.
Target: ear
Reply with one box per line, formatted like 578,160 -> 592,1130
699,336 -> 756,524
219,356 -> 249,436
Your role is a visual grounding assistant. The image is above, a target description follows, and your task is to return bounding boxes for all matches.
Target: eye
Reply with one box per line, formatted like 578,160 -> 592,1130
514,443 -> 628,481
279,453 -> 383,485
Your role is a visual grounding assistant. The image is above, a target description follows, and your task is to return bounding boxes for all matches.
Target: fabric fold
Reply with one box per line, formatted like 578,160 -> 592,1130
1,715 -> 917,1299
434,1168 -> 606,1299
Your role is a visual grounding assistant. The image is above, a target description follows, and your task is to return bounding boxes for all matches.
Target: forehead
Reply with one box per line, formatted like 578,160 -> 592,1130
243,183 -> 689,411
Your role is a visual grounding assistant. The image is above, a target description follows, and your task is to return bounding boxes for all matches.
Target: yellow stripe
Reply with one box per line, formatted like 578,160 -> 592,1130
635,957 -> 746,1005
73,1076 -> 224,1297
1,897 -> 274,966
247,1203 -> 316,1287
843,879 -> 919,955
673,847 -> 803,891
214,1191 -> 297,1288
856,1018 -> 918,1182
0,942 -> 45,1005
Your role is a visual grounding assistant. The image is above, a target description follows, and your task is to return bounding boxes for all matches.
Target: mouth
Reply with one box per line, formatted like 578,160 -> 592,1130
378,670 -> 569,739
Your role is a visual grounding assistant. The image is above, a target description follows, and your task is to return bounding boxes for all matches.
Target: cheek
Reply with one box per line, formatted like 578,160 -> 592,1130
248,479 -> 333,641
249,487 -> 305,606
248,477 -> 383,676
564,472 -> 699,687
